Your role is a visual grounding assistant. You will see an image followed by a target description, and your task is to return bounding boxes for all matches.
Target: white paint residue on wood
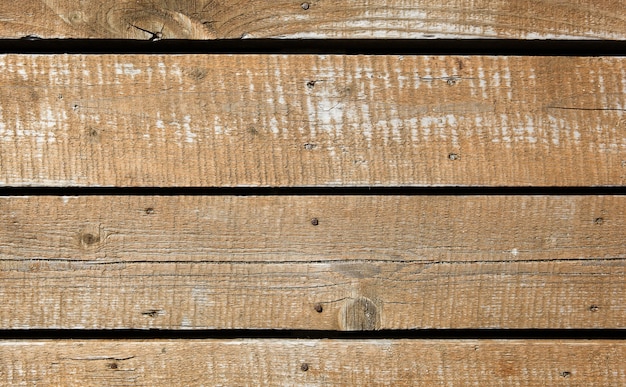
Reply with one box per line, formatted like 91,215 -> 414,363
521,32 -> 599,40
61,196 -> 76,204
16,62 -> 28,80
520,115 -> 537,144
499,113 -> 511,145
169,114 -> 197,145
502,66 -> 513,100
213,115 -> 224,136
381,69 -> 402,143
269,116 -> 279,135
266,60 -> 288,138
114,63 -> 141,78
182,115 -> 196,143
170,63 -> 183,83
40,107 -> 58,131
319,97 -> 346,131
547,115 -> 561,146
446,114 -> 459,147
158,62 -> 167,77
181,317 -> 192,328
0,105 -> 58,162
478,67 -> 488,99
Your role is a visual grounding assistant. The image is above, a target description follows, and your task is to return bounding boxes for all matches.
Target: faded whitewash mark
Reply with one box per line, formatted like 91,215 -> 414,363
157,62 -> 167,77
478,67 -> 488,99
61,196 -> 77,204
546,115 -> 562,146
298,58 -> 621,154
114,63 -> 141,78
2,54 -> 623,181
213,116 -> 224,136
502,66 -> 513,100
191,287 -> 217,309
0,104 -> 58,162
180,115 -> 196,143
282,30 -> 603,39
16,63 -> 28,79
276,2 -> 624,40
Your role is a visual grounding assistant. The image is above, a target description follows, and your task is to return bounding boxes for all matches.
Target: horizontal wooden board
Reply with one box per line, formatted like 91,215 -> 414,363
1,339 -> 625,386
0,55 -> 624,187
1,195 -> 623,329
2,1 -> 626,40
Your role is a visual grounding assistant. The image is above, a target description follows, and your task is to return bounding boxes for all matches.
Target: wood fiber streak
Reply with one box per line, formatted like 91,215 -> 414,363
0,196 -> 623,329
0,55 -> 624,187
1,0 -> 626,39
1,340 -> 625,386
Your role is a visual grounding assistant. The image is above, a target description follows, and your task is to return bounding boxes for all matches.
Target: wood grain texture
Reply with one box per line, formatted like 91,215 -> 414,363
1,0 -> 626,40
1,195 -> 623,330
1,340 -> 625,386
0,54 -> 625,187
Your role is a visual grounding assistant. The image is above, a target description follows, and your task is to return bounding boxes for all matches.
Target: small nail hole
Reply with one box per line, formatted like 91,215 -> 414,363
306,80 -> 316,89
594,217 -> 604,225
300,363 -> 309,372
589,305 -> 599,312
314,303 -> 323,313
301,2 -> 310,10
448,153 -> 460,161
145,207 -> 155,215
310,218 -> 319,226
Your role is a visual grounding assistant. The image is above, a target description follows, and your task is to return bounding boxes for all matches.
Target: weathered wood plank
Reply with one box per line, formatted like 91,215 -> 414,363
1,340 -> 625,386
0,54 -> 624,187
2,0 -> 626,40
1,195 -> 623,329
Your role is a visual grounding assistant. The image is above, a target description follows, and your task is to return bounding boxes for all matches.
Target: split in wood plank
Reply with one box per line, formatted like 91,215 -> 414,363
0,195 -> 623,329
1,339 -> 625,386
2,0 -> 626,40
0,54 -> 624,187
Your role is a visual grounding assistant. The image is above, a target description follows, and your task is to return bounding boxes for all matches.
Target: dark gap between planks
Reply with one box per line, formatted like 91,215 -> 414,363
0,187 -> 623,196
0,329 -> 624,340
1,38 -> 626,55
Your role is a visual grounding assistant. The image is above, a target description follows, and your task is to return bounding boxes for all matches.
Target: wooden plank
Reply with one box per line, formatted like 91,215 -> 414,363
1,339 -> 625,385
0,55 -> 624,187
1,195 -> 623,329
2,1 -> 626,40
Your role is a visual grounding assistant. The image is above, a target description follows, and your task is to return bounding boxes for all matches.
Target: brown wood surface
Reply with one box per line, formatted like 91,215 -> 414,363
1,0 -> 626,40
0,195 -> 623,330
1,339 -> 625,386
0,54 -> 624,187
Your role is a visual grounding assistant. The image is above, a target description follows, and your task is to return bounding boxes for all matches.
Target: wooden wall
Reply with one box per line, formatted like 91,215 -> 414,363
0,1 -> 624,385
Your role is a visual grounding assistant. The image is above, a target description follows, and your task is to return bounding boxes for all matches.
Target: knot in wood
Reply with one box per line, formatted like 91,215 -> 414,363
80,232 -> 100,246
339,297 -> 379,331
